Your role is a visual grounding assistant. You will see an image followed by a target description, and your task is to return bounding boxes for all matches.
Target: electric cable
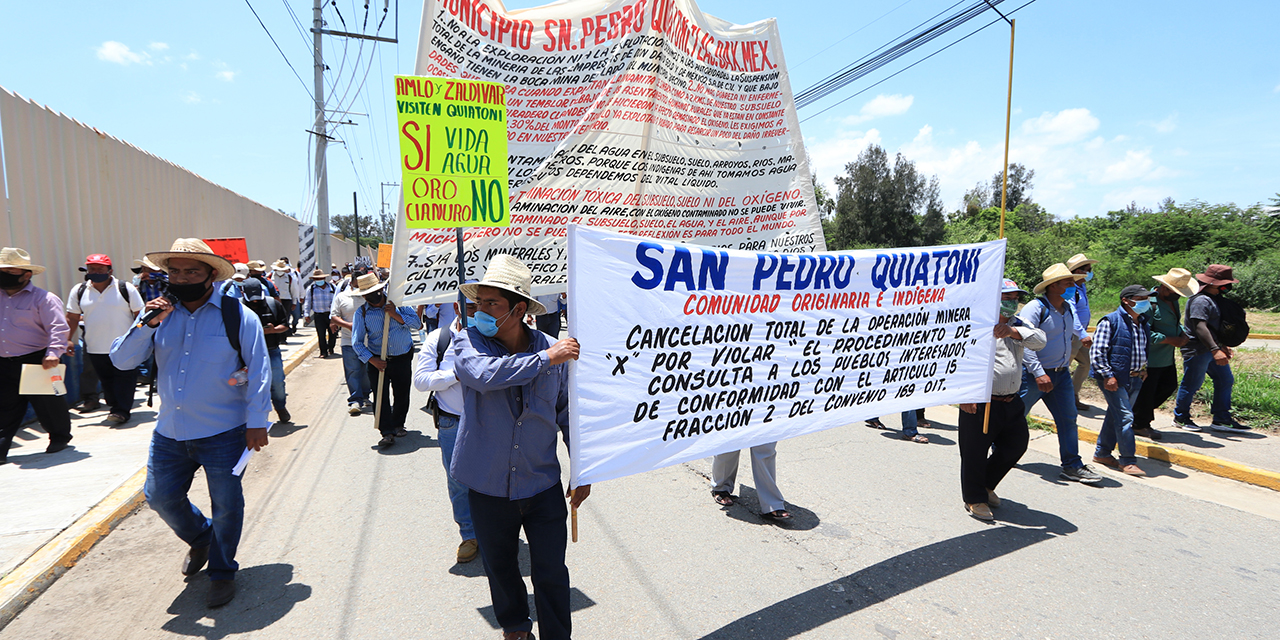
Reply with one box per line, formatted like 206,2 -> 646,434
244,0 -> 312,98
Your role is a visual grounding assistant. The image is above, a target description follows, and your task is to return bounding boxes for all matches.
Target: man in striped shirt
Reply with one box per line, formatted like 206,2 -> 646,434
1090,285 -> 1152,476
301,269 -> 337,357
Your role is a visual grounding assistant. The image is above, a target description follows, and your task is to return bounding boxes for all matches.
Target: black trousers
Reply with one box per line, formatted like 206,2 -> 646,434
281,299 -> 297,330
1,350 -> 73,458
958,397 -> 1029,505
536,312 -> 562,339
313,312 -> 334,356
88,352 -> 137,418
1133,364 -> 1178,430
367,353 -> 411,436
469,482 -> 572,640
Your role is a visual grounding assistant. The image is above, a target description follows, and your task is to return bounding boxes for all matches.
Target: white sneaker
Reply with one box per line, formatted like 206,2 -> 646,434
1174,418 -> 1202,432
348,403 -> 361,416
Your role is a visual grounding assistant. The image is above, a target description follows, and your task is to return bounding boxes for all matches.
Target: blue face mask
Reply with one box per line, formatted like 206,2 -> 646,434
1084,271 -> 1094,282
1131,299 -> 1151,314
1061,284 -> 1077,298
473,308 -> 514,337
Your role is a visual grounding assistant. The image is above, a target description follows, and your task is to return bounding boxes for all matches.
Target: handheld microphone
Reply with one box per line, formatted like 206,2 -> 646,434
137,292 -> 180,327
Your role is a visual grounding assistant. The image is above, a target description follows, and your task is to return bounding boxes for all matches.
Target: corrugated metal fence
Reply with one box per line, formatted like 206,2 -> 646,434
0,86 -> 369,300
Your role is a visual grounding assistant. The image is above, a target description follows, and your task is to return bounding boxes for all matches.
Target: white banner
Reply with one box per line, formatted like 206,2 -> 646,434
392,0 -> 825,304
567,225 -> 1007,487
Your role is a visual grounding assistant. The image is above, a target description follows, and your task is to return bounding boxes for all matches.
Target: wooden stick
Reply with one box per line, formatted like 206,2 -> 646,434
988,18 -> 1015,436
570,488 -> 579,543
372,309 -> 392,433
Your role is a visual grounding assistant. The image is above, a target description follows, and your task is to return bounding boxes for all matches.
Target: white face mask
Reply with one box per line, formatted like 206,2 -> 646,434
274,270 -> 288,277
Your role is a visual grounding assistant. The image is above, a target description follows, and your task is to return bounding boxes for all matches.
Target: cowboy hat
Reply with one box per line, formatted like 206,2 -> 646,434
1195,264 -> 1239,287
1152,267 -> 1200,298
133,256 -> 162,271
1033,263 -> 1085,295
351,273 -> 387,296
271,259 -> 290,271
0,247 -> 46,275
246,260 -> 267,271
460,255 -> 546,316
310,268 -> 328,280
147,238 -> 236,282
1066,253 -> 1098,271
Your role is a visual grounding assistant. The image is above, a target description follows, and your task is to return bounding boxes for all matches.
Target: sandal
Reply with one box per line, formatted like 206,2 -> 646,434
865,418 -> 887,429
712,490 -> 735,507
762,509 -> 792,521
902,434 -> 929,443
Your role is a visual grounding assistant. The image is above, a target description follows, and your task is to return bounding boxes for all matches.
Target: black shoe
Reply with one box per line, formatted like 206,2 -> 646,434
395,427 -> 408,437
76,400 -> 101,413
1060,465 -> 1104,485
45,441 -> 69,454
277,408 -> 292,423
207,579 -> 236,608
378,435 -> 395,448
182,545 -> 209,576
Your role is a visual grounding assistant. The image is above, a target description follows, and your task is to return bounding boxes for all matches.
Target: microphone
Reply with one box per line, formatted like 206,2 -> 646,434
137,293 -> 180,328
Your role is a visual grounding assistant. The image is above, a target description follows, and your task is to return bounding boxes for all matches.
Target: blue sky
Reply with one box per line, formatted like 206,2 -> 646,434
2,1 -> 1276,225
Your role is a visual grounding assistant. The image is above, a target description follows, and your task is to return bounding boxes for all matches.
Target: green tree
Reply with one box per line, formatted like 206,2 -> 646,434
829,145 -> 943,250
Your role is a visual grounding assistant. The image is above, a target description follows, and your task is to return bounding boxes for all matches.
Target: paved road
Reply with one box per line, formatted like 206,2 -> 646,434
4,357 -> 1280,639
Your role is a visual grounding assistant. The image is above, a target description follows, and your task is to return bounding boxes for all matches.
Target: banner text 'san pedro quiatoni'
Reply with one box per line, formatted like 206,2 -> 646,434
395,75 -> 509,229
567,225 -> 1006,488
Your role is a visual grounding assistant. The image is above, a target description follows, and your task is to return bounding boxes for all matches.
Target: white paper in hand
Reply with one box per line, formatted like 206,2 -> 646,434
231,448 -> 254,477
20,364 -> 67,395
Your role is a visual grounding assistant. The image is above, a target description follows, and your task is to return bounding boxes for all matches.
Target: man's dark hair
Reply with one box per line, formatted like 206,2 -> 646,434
497,288 -> 527,314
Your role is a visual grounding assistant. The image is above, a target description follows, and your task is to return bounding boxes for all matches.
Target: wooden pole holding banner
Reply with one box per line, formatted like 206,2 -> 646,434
372,309 -> 392,434
984,15 -> 1016,436
456,228 -> 468,330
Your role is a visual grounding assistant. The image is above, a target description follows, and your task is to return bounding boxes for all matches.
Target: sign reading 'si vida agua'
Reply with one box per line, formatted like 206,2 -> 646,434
395,75 -> 509,229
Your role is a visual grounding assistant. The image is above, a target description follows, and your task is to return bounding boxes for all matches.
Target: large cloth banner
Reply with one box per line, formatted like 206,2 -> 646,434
567,225 -> 1006,487
392,0 -> 826,304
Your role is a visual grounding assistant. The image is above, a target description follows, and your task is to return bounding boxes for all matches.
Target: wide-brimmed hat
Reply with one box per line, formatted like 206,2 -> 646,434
147,238 -> 236,282
1066,253 -> 1098,272
310,269 -> 327,280
460,255 -> 546,316
1152,267 -> 1200,298
1033,263 -> 1085,294
247,260 -> 267,271
1196,264 -> 1238,287
0,247 -> 45,275
271,260 -> 290,271
351,273 -> 387,296
133,257 -> 162,271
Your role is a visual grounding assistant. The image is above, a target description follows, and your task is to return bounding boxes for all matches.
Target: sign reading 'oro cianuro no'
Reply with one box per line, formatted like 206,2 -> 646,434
395,75 -> 509,229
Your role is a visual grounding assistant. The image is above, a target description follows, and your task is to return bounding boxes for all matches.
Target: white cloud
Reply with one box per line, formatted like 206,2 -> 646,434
216,70 -> 237,82
182,91 -> 201,104
149,42 -> 169,51
1102,186 -> 1168,211
841,94 -> 914,125
1020,108 -> 1099,145
804,128 -> 883,183
185,51 -> 201,61
1149,114 -> 1177,133
96,41 -> 150,65
1101,150 -> 1156,183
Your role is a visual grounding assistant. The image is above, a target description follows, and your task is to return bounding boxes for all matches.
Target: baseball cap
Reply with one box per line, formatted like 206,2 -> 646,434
1001,278 -> 1027,294
1120,284 -> 1149,299
232,263 -> 250,281
240,278 -> 266,302
85,254 -> 112,266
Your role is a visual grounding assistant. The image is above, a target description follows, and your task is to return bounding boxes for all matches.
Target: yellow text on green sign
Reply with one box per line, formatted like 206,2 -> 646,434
395,75 -> 509,229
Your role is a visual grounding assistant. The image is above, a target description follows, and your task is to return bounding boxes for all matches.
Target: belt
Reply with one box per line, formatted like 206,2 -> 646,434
1043,366 -> 1068,373
991,394 -> 1017,403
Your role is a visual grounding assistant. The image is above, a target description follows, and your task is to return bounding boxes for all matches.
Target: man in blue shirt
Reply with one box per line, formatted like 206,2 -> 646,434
1065,253 -> 1097,410
451,255 -> 588,640
1018,263 -> 1104,485
111,238 -> 271,608
350,273 -> 421,448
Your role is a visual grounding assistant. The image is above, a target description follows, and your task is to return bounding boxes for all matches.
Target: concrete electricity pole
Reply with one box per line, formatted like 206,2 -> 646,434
312,0 -> 332,275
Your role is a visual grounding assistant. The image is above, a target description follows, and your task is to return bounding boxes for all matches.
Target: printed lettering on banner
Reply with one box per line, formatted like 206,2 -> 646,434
390,0 -> 826,304
566,225 -> 1006,488
395,75 -> 510,229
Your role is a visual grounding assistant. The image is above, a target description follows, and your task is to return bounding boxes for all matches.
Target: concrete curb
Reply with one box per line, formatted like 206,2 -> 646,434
0,335 -> 319,629
1027,415 -> 1280,492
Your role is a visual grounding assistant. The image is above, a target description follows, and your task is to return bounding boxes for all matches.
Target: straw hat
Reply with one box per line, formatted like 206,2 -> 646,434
310,269 -> 328,280
460,255 -> 546,316
247,260 -> 267,271
271,259 -> 290,271
1196,264 -> 1239,287
1033,263 -> 1085,294
1066,253 -> 1098,271
1152,267 -> 1200,298
0,247 -> 46,275
351,273 -> 387,296
133,256 -> 162,271
147,238 -> 236,282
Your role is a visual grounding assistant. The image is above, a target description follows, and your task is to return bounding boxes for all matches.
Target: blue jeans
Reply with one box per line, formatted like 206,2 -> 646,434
469,482 -> 572,640
1096,376 -> 1143,466
437,414 -> 475,540
1020,367 -> 1083,469
145,426 -> 246,581
269,347 -> 286,413
1174,351 -> 1234,424
341,346 -> 371,405
901,410 -> 919,437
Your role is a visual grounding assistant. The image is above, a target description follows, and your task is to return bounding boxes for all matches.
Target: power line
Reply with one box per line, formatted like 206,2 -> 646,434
792,0 -> 922,69
800,0 -> 1040,123
243,0 -> 312,98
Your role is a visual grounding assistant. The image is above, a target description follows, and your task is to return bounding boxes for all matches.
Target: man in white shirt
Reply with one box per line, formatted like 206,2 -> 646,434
330,274 -> 372,415
268,259 -> 303,335
66,254 -> 144,423
413,294 -> 479,564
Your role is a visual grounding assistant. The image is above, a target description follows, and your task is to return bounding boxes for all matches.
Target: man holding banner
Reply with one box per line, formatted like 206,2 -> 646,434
450,255 -> 588,640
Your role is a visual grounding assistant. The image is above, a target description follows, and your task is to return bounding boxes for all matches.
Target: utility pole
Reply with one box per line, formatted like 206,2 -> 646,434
353,191 -> 360,257
380,182 -> 400,242
312,0 -> 332,276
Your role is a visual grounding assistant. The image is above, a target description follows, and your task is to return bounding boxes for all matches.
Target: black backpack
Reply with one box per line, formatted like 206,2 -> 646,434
1187,293 -> 1249,348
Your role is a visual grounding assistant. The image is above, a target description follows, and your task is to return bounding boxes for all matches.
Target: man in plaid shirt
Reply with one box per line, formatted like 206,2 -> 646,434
302,269 -> 337,357
1090,285 -> 1152,476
